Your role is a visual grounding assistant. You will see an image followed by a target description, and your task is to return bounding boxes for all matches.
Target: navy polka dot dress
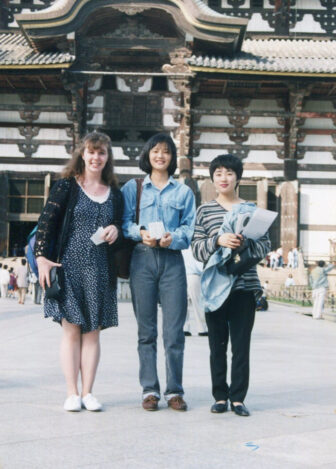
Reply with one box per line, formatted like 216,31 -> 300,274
44,187 -> 118,333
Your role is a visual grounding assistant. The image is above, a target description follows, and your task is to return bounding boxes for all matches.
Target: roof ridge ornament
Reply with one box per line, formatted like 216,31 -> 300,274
114,6 -> 148,16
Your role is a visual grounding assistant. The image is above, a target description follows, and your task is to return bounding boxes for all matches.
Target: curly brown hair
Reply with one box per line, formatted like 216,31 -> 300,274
62,132 -> 117,187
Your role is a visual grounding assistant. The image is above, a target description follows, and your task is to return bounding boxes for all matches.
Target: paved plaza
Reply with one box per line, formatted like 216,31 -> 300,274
0,295 -> 336,469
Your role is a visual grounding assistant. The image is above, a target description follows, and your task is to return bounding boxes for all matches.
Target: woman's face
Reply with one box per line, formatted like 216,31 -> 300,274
149,142 -> 172,173
213,166 -> 238,196
82,144 -> 108,175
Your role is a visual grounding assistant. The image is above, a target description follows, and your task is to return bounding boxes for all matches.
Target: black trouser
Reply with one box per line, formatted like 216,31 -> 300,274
205,290 -> 255,403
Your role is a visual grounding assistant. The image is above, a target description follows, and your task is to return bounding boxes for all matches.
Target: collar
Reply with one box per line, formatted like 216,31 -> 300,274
143,175 -> 177,187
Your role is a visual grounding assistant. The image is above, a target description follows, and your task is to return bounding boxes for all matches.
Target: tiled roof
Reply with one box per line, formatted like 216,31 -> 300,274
0,33 -> 75,67
188,39 -> 336,74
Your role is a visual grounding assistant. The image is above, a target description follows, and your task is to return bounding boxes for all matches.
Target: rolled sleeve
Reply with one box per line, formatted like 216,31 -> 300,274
169,188 -> 196,250
121,179 -> 142,241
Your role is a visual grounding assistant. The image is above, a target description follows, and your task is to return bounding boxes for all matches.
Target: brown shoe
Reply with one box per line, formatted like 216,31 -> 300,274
167,395 -> 187,411
142,395 -> 159,411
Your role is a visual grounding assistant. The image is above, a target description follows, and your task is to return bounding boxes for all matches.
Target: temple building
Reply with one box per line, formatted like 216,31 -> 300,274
0,0 -> 335,262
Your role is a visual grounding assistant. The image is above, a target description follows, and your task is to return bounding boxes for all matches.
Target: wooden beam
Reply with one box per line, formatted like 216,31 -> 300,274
37,76 -> 48,90
194,127 -> 336,135
6,78 -> 15,89
298,112 -> 336,119
327,85 -> 336,96
0,122 -> 70,129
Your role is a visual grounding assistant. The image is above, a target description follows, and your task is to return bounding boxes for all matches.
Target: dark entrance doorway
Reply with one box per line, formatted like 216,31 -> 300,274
9,221 -> 36,257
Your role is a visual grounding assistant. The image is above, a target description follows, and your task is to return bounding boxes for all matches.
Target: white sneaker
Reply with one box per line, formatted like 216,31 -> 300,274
82,393 -> 102,411
64,394 -> 81,412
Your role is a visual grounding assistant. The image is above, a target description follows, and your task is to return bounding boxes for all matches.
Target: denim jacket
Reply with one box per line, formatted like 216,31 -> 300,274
121,175 -> 196,250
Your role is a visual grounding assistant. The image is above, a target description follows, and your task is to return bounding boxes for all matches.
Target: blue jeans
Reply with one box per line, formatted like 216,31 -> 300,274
130,244 -> 187,399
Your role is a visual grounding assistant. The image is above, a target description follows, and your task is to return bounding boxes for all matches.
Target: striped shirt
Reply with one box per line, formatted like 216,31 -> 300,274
191,200 -> 271,297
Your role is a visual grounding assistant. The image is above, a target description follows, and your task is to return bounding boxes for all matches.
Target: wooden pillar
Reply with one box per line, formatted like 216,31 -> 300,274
279,180 -> 298,259
284,84 -> 312,180
257,179 -> 268,209
62,72 -> 87,147
162,47 -> 194,166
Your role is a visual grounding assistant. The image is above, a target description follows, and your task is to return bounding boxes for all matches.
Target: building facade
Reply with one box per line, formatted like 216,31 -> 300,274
0,0 -> 335,262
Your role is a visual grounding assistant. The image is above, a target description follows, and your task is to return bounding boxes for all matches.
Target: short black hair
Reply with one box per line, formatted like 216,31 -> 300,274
209,154 -> 243,182
139,133 -> 177,175
317,260 -> 325,267
21,258 -> 26,266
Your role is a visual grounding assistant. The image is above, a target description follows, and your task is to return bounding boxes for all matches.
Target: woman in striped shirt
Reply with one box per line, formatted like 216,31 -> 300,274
192,154 -> 270,417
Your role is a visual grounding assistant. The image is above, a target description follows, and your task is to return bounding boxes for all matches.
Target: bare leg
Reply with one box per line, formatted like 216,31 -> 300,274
60,319 -> 81,396
81,329 -> 101,396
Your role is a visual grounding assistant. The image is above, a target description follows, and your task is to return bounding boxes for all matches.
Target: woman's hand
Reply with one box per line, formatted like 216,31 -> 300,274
101,225 -> 118,245
159,233 -> 172,248
217,233 -> 243,250
36,256 -> 62,290
140,229 -> 157,247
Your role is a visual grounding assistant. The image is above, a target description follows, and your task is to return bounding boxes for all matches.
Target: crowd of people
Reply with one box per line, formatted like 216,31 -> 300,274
0,259 -> 42,305
267,246 -> 300,270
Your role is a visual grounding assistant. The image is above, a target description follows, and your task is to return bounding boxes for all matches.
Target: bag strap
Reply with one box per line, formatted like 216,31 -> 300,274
135,178 -> 143,224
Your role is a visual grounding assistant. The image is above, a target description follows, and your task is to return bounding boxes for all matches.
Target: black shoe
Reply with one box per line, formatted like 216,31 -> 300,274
184,331 -> 192,336
211,401 -> 228,413
198,332 -> 208,336
230,402 -> 250,417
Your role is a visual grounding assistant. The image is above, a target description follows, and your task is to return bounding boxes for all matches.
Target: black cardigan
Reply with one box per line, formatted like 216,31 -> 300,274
34,177 -> 123,280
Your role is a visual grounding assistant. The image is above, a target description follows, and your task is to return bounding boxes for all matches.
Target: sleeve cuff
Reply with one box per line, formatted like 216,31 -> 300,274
210,235 -> 219,253
169,233 -> 177,250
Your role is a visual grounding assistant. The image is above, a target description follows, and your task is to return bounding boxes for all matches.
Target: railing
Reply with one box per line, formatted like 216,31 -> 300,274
118,280 -> 336,312
269,285 -> 336,311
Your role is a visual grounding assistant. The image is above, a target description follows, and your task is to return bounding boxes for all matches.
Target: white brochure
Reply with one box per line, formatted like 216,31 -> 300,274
148,221 -> 165,240
90,226 -> 105,245
237,208 -> 278,240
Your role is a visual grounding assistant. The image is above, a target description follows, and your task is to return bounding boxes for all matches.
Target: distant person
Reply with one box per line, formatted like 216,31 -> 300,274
29,271 -> 42,305
16,258 -> 28,305
0,265 -> 10,298
285,273 -> 295,288
310,260 -> 335,320
287,249 -> 294,269
276,246 -> 283,268
293,247 -> 299,269
8,268 -> 17,299
284,273 -> 295,298
262,280 -> 269,298
182,247 -> 208,337
270,251 -> 278,270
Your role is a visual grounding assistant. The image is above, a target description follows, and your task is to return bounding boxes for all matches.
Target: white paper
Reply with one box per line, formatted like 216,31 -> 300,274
240,208 -> 278,240
235,212 -> 252,235
148,221 -> 165,240
90,226 -> 105,245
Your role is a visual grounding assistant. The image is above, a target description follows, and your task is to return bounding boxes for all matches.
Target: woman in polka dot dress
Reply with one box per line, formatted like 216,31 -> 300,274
35,132 -> 123,412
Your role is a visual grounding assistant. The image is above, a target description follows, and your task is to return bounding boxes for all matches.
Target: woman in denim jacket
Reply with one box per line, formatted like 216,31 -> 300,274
122,133 -> 195,412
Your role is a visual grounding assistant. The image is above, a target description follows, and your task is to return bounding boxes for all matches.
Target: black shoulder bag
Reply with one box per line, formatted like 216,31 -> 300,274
114,178 -> 143,280
226,239 -> 263,276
